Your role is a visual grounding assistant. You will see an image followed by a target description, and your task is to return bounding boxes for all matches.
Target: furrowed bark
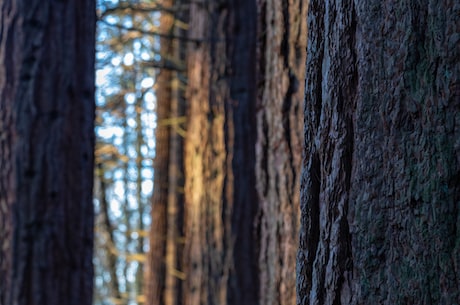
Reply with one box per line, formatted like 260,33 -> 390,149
297,0 -> 460,304
0,1 -> 96,305
256,0 -> 307,304
183,1 -> 259,304
0,1 -> 19,304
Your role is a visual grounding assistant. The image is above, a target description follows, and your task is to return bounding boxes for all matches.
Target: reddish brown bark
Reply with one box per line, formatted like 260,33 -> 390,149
255,1 -> 307,304
183,1 -> 307,305
145,1 -> 177,305
183,1 -> 259,304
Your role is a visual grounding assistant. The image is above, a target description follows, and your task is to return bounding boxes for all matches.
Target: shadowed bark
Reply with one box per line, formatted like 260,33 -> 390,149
0,1 -> 96,305
0,1 -> 19,304
145,1 -> 182,305
297,1 -> 460,304
145,4 -> 173,304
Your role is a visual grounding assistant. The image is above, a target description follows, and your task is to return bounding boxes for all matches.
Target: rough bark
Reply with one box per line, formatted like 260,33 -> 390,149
0,1 -> 96,305
183,2 -> 230,304
0,1 -> 19,304
182,0 -> 308,304
255,0 -> 307,304
183,1 -> 259,305
297,0 -> 460,304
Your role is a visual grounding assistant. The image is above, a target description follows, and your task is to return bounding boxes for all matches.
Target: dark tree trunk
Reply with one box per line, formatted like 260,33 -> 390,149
297,0 -> 460,304
0,2 -> 19,304
227,1 -> 259,305
0,1 -> 96,305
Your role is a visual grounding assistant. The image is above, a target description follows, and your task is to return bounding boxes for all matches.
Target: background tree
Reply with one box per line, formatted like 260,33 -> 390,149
0,1 -> 96,305
255,1 -> 307,304
297,0 -> 460,304
183,1 -> 307,305
95,1 -> 308,305
145,0 -> 187,305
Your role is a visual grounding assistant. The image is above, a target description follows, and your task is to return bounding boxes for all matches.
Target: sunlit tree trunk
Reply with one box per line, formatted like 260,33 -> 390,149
183,0 -> 307,304
183,2 -> 232,303
297,0 -> 460,304
0,1 -> 96,305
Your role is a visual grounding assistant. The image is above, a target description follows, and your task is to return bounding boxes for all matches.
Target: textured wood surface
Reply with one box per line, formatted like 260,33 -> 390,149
0,1 -> 95,304
297,1 -> 460,304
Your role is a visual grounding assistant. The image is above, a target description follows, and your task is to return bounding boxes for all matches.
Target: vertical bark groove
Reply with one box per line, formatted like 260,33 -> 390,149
1,1 -> 96,305
0,2 -> 19,304
256,1 -> 307,305
298,0 -> 460,304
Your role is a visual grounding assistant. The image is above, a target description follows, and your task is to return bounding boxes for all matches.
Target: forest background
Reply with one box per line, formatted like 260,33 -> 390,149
0,0 -> 458,305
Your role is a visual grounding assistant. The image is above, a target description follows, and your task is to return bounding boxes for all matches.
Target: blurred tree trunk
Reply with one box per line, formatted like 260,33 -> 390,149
297,0 -> 460,304
164,1 -> 187,304
255,1 -> 307,304
0,1 -> 96,305
96,162 -> 122,301
145,1 -> 178,305
183,1 -> 306,305
183,1 -> 258,304
135,93 -> 146,300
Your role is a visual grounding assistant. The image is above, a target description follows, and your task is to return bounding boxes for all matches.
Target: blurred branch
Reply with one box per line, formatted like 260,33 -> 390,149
97,2 -> 206,19
99,19 -> 206,43
98,3 -> 175,19
96,162 -> 122,300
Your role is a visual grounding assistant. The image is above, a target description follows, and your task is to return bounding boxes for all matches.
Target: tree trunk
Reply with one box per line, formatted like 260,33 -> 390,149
96,162 -> 122,301
183,1 -> 259,304
164,2 -> 187,304
183,1 -> 306,305
0,2 -> 19,304
297,0 -> 460,304
0,1 -> 96,305
145,1 -> 175,304
255,1 -> 307,304
226,1 -> 259,305
183,2 -> 232,304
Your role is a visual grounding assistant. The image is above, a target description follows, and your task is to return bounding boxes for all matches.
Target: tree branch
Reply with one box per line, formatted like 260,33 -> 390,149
99,19 -> 205,44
